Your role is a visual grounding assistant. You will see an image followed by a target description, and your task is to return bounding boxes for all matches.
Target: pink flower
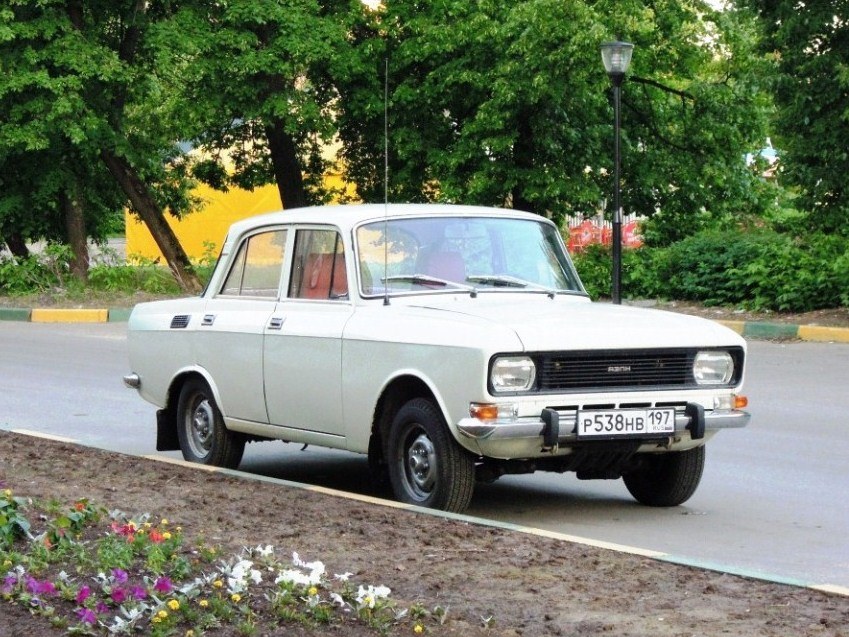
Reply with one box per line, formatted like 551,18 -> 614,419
111,587 -> 128,604
112,569 -> 128,584
76,585 -> 91,604
153,576 -> 173,594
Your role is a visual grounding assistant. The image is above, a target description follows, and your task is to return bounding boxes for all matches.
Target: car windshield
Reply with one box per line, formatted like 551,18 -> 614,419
356,216 -> 585,297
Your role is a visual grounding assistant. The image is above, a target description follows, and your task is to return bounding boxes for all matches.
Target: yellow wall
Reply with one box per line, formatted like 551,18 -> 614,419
125,172 -> 356,262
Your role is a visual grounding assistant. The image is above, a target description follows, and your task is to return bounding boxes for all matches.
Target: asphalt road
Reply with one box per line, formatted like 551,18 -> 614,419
2,321 -> 848,591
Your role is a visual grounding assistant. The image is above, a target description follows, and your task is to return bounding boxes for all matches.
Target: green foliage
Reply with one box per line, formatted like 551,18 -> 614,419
572,228 -> 849,312
0,490 -> 32,551
743,0 -> 849,232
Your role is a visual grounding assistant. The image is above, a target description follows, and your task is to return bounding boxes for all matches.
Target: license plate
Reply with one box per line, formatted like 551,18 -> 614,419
576,408 -> 676,439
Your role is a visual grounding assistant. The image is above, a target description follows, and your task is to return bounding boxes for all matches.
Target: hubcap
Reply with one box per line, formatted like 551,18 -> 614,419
404,431 -> 436,499
188,397 -> 214,457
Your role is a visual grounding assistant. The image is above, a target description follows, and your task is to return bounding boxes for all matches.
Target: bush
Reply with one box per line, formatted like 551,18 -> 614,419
571,230 -> 849,312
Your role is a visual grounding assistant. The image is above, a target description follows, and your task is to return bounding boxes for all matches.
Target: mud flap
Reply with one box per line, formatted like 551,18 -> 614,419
156,408 -> 180,451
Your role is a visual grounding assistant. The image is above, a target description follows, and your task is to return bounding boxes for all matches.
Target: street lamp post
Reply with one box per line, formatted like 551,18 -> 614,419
600,40 -> 633,305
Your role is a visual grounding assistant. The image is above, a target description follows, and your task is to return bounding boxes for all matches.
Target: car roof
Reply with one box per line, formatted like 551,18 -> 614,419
224,203 -> 548,241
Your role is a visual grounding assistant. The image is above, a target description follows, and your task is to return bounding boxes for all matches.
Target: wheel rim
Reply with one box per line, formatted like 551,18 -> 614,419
186,394 -> 214,458
402,428 -> 437,501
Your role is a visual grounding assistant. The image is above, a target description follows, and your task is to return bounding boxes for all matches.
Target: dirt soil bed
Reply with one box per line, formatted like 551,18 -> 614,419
1,430 -> 848,636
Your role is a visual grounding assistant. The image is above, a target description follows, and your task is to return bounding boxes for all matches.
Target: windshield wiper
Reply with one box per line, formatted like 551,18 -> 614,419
383,274 -> 477,293
466,274 -> 558,298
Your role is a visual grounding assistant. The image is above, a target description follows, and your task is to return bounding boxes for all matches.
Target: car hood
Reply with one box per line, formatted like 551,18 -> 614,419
403,294 -> 743,351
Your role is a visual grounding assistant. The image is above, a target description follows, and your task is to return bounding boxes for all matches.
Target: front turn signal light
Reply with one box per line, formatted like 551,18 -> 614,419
735,395 -> 748,409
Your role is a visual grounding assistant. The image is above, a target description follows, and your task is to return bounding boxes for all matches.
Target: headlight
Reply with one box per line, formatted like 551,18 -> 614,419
491,356 -> 536,392
693,350 -> 734,385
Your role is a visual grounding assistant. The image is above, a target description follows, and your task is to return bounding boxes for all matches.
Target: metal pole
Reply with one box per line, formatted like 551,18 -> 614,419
612,80 -> 622,304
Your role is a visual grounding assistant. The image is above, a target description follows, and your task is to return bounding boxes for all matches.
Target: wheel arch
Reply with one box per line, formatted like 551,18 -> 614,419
370,374 -> 444,463
157,367 -> 222,451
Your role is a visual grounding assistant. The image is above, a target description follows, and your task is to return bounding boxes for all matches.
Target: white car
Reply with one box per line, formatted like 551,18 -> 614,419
125,204 -> 750,512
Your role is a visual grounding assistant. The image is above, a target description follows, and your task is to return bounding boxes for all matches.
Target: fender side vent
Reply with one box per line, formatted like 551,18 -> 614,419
170,315 -> 191,329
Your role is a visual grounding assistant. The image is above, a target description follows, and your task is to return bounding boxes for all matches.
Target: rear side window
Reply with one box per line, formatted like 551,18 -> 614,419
289,229 -> 348,300
220,229 -> 288,297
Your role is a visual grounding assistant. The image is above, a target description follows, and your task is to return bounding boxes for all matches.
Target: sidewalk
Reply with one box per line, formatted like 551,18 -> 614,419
2,305 -> 849,343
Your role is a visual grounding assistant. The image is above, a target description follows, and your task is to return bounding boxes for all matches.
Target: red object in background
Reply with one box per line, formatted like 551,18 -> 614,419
623,220 -> 643,248
568,220 -> 602,253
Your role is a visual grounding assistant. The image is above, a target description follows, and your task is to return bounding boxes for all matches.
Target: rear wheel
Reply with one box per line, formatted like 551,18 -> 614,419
623,446 -> 705,507
176,377 -> 245,469
387,398 -> 475,512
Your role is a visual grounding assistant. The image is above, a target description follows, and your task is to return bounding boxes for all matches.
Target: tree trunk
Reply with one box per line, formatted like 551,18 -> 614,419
511,111 -> 537,215
61,187 -> 90,282
265,119 -> 308,210
100,150 -> 202,294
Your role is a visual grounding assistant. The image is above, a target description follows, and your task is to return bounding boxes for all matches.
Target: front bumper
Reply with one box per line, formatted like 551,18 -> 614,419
456,402 -> 750,459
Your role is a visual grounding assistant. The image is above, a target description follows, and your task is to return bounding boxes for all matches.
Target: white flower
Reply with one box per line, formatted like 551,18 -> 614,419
330,592 -> 347,608
334,572 -> 353,582
583,165 -> 593,174
254,544 -> 274,557
356,584 -> 391,608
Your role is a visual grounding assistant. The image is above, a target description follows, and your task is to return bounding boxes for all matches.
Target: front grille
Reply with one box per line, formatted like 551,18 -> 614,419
535,348 -> 742,393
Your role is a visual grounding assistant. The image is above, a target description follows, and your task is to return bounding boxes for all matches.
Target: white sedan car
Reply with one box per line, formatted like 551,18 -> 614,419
125,204 -> 750,512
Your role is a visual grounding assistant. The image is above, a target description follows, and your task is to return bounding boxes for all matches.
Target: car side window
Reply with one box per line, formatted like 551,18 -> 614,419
220,229 -> 288,297
289,229 -> 348,300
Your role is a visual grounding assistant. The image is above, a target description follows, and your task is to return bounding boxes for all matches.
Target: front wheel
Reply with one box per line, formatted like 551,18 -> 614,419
176,377 -> 245,469
387,398 -> 475,513
623,446 -> 705,507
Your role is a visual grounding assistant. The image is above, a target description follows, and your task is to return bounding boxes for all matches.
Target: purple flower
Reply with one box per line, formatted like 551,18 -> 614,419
96,601 -> 109,614
153,576 -> 172,594
111,568 -> 129,584
111,587 -> 128,604
129,585 -> 147,601
1,574 -> 17,594
25,576 -> 56,596
76,585 -> 91,604
76,607 -> 98,625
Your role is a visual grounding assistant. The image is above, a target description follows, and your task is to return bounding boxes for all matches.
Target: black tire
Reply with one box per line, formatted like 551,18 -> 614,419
623,446 -> 705,507
176,377 -> 245,469
387,398 -> 475,512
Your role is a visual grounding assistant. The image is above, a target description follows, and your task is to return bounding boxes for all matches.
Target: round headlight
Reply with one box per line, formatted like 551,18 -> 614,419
693,351 -> 734,385
491,356 -> 536,392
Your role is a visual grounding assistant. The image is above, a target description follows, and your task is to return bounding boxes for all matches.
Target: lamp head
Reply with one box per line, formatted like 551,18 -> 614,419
601,41 -> 634,84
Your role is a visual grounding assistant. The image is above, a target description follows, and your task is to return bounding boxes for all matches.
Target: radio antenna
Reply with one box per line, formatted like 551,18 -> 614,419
383,56 -> 391,306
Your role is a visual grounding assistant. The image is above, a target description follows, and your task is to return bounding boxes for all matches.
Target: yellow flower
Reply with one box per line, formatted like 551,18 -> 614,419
167,599 -> 180,611
157,610 -> 168,619
308,586 -> 319,596
213,580 -> 223,589
2,560 -> 11,569
163,532 -> 172,540
2,489 -> 11,499
144,522 -> 152,529
152,616 -> 161,625
414,624 -> 425,634
198,599 -> 209,608
231,593 -> 242,603
161,518 -> 169,526
186,631 -> 195,637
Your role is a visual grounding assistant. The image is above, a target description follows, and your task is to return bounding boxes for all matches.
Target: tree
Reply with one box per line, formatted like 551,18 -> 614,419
744,0 -> 849,233
161,0 -> 357,209
336,0 -> 775,242
0,1 -> 202,292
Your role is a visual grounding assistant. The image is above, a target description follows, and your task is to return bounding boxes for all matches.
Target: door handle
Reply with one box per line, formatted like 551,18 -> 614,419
269,316 -> 285,330
201,314 -> 215,326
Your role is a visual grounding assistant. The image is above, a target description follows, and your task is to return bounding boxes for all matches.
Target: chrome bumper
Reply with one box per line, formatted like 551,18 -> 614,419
456,404 -> 750,458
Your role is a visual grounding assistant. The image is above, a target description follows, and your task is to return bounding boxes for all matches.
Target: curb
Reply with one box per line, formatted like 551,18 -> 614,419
2,307 -> 849,343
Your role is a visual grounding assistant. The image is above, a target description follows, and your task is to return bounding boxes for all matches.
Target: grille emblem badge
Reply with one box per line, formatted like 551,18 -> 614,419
607,365 -> 631,373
